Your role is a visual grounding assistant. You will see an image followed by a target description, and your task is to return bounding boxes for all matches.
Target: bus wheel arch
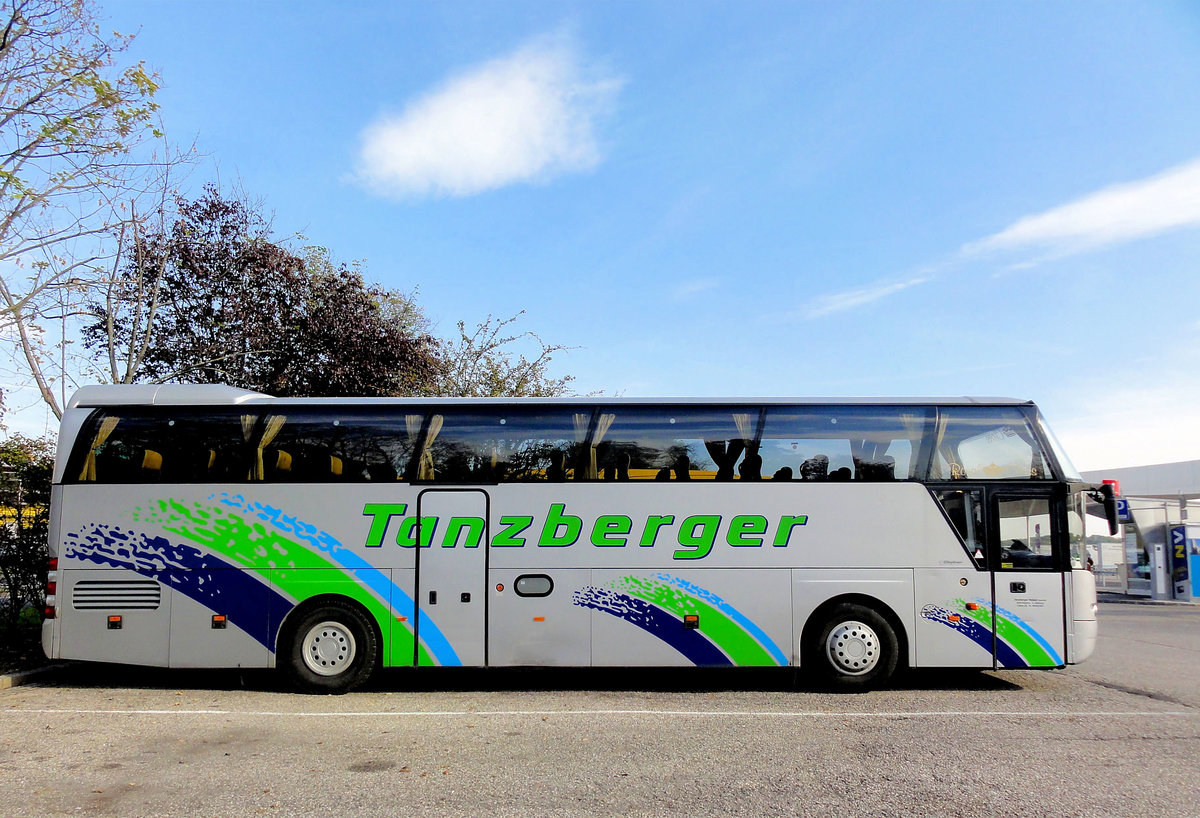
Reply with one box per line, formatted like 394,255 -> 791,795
801,594 -> 907,690
277,595 -> 381,694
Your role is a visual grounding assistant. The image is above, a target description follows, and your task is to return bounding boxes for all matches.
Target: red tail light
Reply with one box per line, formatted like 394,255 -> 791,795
45,557 -> 58,618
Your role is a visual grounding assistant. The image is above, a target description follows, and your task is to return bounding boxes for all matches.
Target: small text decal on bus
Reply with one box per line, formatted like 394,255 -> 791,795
361,502 -> 808,560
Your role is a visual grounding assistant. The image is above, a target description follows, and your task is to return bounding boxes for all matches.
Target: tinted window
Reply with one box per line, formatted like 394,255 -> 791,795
68,402 -> 1059,487
759,406 -> 933,481
417,408 -> 580,483
934,489 -> 986,568
258,409 -> 417,482
593,407 -> 760,480
74,411 -> 250,483
932,408 -> 1050,480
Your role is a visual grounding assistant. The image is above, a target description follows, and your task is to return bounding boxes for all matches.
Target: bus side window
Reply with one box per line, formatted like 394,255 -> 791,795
934,408 -> 1052,480
593,407 -> 756,480
760,407 -> 932,482
933,489 -> 986,568
168,412 -> 254,482
82,414 -> 164,483
420,408 -> 579,483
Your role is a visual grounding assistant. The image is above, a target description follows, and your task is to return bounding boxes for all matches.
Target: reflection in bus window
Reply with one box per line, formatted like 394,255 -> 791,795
593,407 -> 758,480
420,409 -> 579,483
934,489 -> 986,568
261,410 -> 417,482
997,497 -> 1055,570
933,408 -> 1050,480
760,406 -> 932,481
67,401 -> 1069,485
78,411 -> 249,483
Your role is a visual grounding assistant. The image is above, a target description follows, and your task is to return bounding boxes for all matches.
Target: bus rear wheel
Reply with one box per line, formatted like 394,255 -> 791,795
806,602 -> 899,690
283,603 -> 378,694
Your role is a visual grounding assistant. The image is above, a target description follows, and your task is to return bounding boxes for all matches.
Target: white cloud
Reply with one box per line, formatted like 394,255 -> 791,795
795,157 -> 1200,321
355,36 -> 621,198
964,157 -> 1200,258
803,274 -> 931,319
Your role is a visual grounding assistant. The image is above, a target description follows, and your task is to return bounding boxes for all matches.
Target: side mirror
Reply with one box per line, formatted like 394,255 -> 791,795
1100,482 -> 1118,536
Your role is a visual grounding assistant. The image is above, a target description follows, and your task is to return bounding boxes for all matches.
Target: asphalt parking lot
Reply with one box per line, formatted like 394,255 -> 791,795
2,603 -> 1198,817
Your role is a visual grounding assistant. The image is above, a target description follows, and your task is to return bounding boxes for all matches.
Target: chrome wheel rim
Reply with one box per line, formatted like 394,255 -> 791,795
825,620 -> 880,676
302,620 -> 356,677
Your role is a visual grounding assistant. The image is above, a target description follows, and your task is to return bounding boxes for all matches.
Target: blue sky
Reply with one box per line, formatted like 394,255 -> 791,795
11,1 -> 1200,470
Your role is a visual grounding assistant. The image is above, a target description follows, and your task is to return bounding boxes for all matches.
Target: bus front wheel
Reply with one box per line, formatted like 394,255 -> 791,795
283,603 -> 378,694
806,602 -> 899,690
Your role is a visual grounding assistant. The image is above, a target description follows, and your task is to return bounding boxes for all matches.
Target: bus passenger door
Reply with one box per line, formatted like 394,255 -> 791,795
415,489 -> 489,667
989,491 -> 1067,668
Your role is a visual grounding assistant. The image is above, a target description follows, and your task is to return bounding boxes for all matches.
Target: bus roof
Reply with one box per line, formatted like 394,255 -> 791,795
66,384 -> 1036,409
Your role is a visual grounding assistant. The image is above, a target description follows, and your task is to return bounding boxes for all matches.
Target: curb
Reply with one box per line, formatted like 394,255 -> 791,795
0,663 -> 70,690
1097,595 -> 1200,608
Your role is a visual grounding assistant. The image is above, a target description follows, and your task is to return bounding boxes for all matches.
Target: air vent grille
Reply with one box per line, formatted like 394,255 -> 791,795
72,579 -> 161,610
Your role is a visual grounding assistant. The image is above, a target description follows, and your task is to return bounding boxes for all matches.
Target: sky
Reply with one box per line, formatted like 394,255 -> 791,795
6,0 -> 1200,472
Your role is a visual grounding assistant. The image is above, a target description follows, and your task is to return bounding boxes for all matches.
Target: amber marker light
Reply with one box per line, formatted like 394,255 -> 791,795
965,603 -> 982,611
683,614 -> 700,630
107,615 -> 122,629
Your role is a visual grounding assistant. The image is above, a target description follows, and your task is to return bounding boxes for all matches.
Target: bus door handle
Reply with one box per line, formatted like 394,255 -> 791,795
429,591 -> 437,605
1010,582 -> 1026,594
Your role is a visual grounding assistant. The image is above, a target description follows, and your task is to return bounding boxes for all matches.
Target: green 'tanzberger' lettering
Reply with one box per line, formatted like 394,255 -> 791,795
540,503 -> 581,547
362,503 -> 806,557
396,516 -> 438,548
493,515 -> 533,547
591,515 -> 632,547
441,517 -> 485,548
639,515 -> 675,547
727,514 -> 768,547
361,503 -> 408,547
674,515 -> 721,560
773,515 -> 808,547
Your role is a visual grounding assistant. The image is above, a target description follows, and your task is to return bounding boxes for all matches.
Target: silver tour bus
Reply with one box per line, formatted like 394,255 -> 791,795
42,385 -> 1117,693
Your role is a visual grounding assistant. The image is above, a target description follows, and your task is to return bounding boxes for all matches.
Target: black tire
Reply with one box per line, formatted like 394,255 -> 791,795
282,603 -> 378,694
805,602 -> 899,690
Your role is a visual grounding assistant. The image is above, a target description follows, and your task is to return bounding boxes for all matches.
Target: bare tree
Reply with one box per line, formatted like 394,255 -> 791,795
87,155 -> 189,387
432,311 -> 576,398
0,0 -> 166,417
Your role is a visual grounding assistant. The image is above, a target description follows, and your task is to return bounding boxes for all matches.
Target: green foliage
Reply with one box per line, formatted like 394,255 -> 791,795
84,186 -> 445,397
0,604 -> 45,673
0,435 -> 54,630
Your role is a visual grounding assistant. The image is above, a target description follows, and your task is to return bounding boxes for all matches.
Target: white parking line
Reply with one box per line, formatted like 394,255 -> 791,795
3,708 -> 1197,718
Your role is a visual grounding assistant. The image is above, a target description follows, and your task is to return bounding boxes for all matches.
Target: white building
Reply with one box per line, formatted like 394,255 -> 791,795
1080,461 -> 1199,601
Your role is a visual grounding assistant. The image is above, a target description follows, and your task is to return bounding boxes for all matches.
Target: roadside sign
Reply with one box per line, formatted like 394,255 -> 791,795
1115,498 -> 1132,524
1169,526 -> 1192,601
